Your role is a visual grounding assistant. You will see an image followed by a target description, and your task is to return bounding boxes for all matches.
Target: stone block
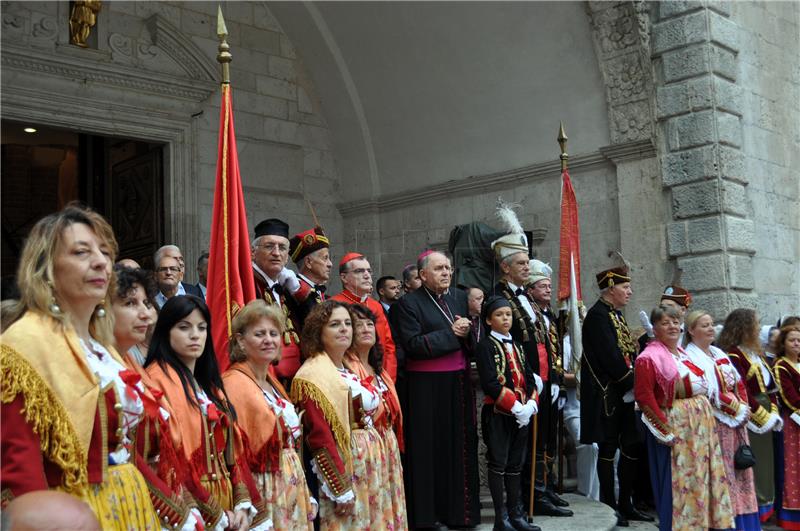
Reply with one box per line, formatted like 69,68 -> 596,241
724,215 -> 755,252
671,180 -> 722,218
727,254 -> 754,289
181,9 -> 213,38
713,77 -> 743,117
303,148 -> 322,177
280,34 -> 297,59
256,75 -> 297,100
721,181 -> 749,216
728,291 -> 759,311
706,0 -> 732,17
652,12 -> 707,55
677,253 -> 727,290
710,45 -> 738,81
709,11 -> 740,52
658,1 -> 705,20
262,117 -> 298,145
240,25 -> 281,56
718,145 -> 746,182
687,216 -> 724,252
268,55 -> 296,82
662,145 -> 718,186
716,111 -> 742,148
253,3 -> 283,33
662,45 -> 708,83
667,110 -> 715,151
232,90 -> 288,120
691,290 -> 731,320
297,87 -> 313,114
656,76 -> 713,119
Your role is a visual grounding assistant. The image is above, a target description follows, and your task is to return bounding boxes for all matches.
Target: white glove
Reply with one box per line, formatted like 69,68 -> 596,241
774,413 -> 784,432
533,373 -> 544,395
523,399 -> 538,419
558,396 -> 566,410
551,384 -> 560,404
277,267 -> 301,294
622,389 -> 635,403
791,411 -> 800,427
511,401 -> 530,428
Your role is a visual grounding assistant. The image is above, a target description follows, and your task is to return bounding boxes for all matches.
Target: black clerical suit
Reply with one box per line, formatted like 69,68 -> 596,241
390,286 -> 481,529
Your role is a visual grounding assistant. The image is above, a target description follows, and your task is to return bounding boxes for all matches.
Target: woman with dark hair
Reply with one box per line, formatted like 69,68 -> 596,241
144,295 -> 268,531
634,305 -> 734,531
774,324 -> 800,530
111,265 -> 157,365
345,303 -> 407,529
0,205 -> 197,529
720,308 -> 783,522
683,309 -> 758,530
291,300 -> 380,529
223,299 -> 316,530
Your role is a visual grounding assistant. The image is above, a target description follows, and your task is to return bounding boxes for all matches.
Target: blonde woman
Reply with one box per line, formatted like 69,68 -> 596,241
1,205 -> 197,529
223,300 -> 317,530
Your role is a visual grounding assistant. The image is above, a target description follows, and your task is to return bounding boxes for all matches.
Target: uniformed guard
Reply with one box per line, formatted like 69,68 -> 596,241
288,225 -> 332,328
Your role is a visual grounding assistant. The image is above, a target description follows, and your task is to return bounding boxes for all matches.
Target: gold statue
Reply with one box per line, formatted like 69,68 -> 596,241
69,0 -> 102,48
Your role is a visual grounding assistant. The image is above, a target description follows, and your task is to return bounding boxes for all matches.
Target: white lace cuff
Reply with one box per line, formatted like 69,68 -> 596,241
748,411 -> 782,434
641,412 -> 674,445
310,459 -> 354,503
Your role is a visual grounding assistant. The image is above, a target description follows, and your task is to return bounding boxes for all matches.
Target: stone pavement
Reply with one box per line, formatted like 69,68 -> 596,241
470,493 -> 658,531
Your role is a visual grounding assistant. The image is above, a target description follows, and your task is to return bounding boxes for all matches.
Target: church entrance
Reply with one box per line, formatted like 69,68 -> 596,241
1,119 -> 165,288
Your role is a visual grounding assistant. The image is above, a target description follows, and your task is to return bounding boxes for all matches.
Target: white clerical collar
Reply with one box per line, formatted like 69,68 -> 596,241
252,262 -> 278,287
490,330 -> 513,342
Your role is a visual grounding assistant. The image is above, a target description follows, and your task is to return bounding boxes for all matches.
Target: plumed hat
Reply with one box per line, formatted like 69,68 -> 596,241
528,259 -> 552,285
661,286 -> 691,307
596,251 -> 631,289
289,226 -> 329,264
491,201 -> 529,261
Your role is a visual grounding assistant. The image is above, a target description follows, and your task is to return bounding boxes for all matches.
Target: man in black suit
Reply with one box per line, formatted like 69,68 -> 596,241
376,275 -> 402,316
153,245 -> 202,308
196,251 -> 209,300
390,251 -> 480,530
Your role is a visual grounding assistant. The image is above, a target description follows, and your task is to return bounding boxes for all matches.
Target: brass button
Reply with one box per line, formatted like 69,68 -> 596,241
113,403 -> 123,412
115,428 -> 123,437
211,473 -> 218,481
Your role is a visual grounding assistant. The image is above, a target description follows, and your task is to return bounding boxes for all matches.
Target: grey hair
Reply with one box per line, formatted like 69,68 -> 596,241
154,244 -> 181,267
650,304 -> 682,325
417,251 -> 449,271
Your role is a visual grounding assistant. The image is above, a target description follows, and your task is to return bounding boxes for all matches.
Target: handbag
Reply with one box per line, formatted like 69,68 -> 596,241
733,428 -> 756,470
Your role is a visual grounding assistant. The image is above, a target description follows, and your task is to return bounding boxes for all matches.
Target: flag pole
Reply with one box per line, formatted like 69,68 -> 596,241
217,6 -> 231,84
557,123 -> 568,495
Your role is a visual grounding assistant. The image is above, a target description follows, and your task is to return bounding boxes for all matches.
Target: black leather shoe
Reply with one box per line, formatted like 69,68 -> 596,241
621,507 -> 655,522
507,508 -> 541,531
545,490 -> 570,507
615,511 -> 630,527
492,515 -> 516,531
533,497 -> 573,517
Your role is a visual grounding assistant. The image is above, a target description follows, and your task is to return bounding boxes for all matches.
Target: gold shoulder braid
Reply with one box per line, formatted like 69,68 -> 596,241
609,310 -> 636,367
500,283 -> 531,343
261,289 -> 300,345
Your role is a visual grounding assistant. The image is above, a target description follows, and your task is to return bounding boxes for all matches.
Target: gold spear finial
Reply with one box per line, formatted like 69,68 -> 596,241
216,5 -> 232,84
558,121 -> 568,173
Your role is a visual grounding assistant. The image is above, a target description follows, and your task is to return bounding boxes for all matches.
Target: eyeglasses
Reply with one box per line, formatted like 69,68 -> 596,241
255,243 -> 289,253
156,266 -> 181,274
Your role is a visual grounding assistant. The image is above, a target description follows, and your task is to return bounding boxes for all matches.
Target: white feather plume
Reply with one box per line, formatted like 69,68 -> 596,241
495,199 -> 524,235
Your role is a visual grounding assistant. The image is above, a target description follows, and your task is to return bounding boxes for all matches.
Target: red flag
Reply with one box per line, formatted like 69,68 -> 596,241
557,170 -> 584,375
206,83 -> 255,371
558,170 -> 582,303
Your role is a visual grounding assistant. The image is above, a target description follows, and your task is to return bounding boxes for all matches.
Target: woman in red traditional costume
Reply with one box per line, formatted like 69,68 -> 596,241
683,309 -> 759,530
144,294 -> 270,530
634,305 -> 734,531
1,205 -> 198,529
111,264 -> 157,366
291,300 -> 380,529
345,303 -> 407,529
775,324 -> 800,530
721,308 -> 783,522
223,300 -> 317,529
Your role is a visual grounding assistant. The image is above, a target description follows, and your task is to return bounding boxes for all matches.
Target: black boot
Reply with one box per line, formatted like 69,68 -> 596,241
596,456 -> 617,510
488,471 -> 515,531
618,454 -> 654,522
505,473 -> 541,531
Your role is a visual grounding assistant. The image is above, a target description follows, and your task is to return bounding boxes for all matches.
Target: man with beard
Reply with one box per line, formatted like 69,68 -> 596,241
331,252 -> 397,380
376,275 -> 403,316
288,225 -> 332,328
391,250 -> 481,530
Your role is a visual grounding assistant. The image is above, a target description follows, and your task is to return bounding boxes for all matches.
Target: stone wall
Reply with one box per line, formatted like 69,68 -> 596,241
733,1 -> 800,322
1,1 -> 344,283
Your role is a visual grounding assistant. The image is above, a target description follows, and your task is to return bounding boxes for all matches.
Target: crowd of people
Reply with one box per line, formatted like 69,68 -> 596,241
0,203 -> 798,531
